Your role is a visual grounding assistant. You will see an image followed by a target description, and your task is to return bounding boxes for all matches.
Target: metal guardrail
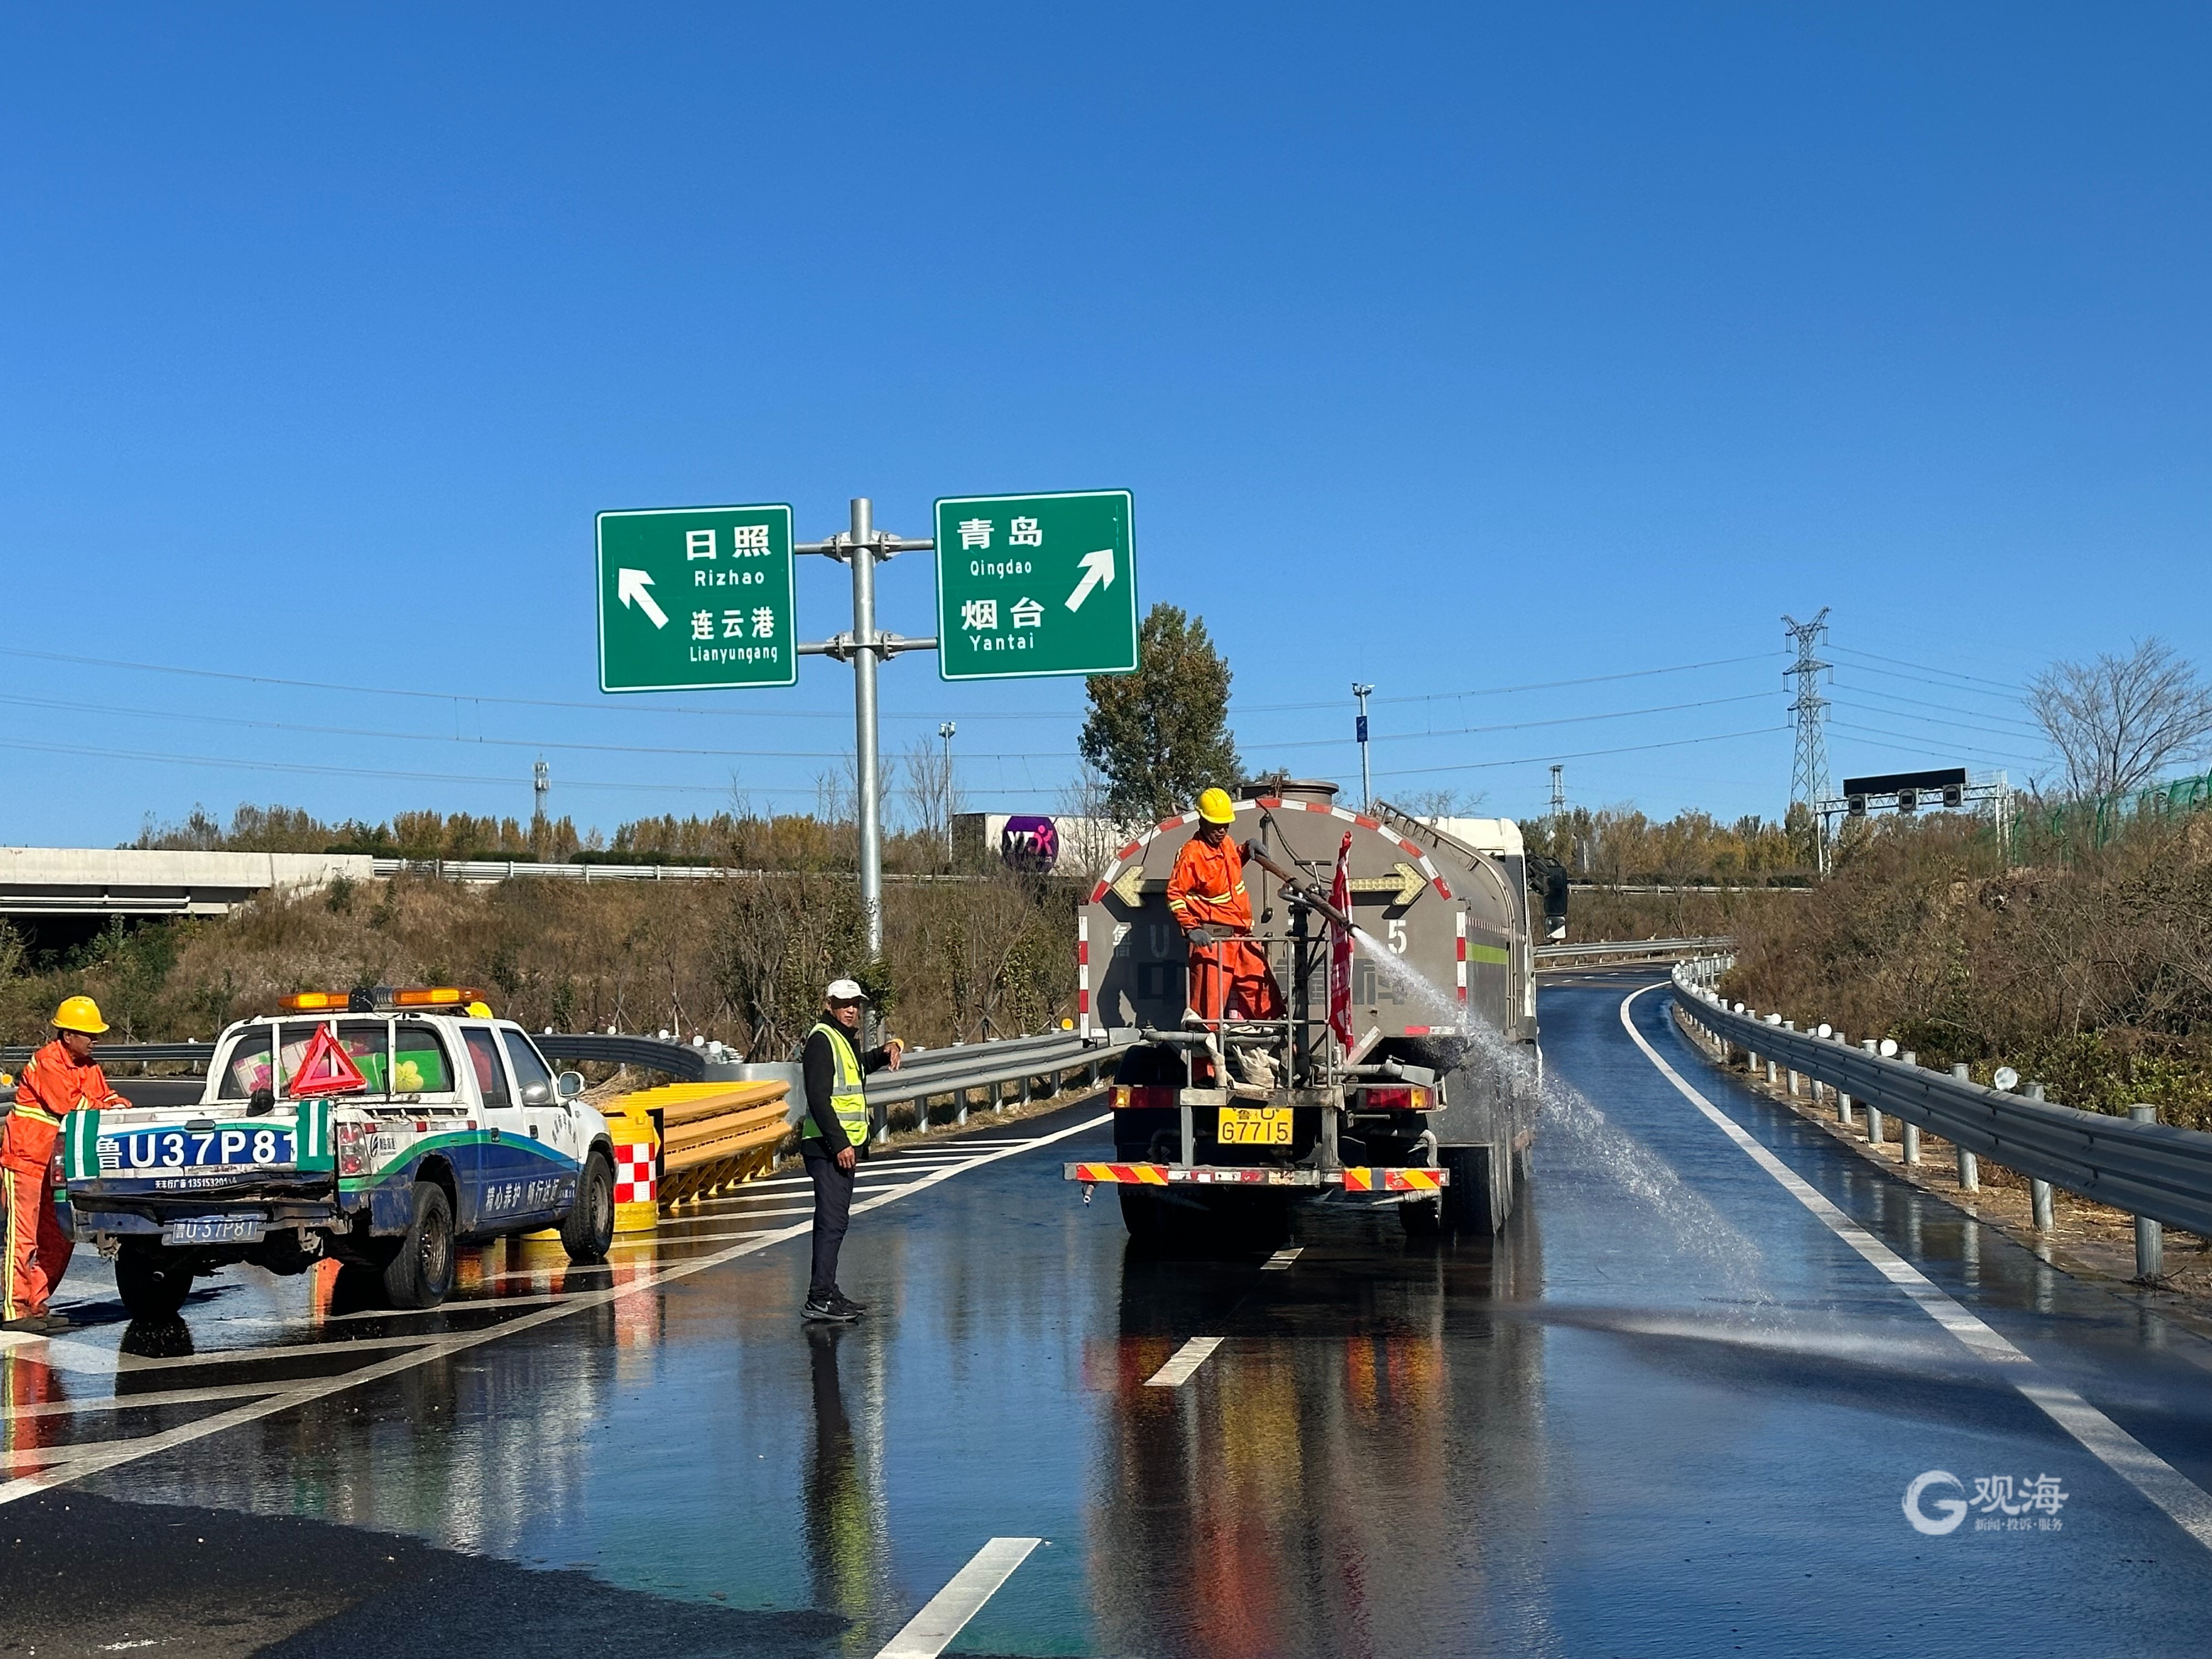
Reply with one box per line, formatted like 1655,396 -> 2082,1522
370,858 -> 989,886
1537,936 -> 1733,966
8,1026 -> 1135,1125
1672,956 -> 2212,1245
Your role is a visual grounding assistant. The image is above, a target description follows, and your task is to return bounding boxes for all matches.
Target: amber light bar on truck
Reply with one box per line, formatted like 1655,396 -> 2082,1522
279,986 -> 486,1014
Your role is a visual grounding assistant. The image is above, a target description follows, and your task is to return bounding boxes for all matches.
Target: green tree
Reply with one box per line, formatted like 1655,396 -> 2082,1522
1078,603 -> 1242,823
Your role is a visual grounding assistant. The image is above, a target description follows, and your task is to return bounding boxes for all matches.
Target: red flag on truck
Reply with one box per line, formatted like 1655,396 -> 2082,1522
1329,832 -> 1355,1049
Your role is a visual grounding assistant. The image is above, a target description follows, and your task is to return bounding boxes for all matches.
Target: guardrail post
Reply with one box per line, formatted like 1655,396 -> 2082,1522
1899,1052 -> 1921,1164
1784,1023 -> 1800,1096
1858,1042 -> 1884,1146
2023,1084 -> 2056,1231
2130,1105 -> 2165,1278
1949,1064 -> 1979,1189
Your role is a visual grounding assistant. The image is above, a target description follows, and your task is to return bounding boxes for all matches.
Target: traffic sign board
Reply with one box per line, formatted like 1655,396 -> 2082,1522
596,504 -> 796,692
934,490 -> 1137,681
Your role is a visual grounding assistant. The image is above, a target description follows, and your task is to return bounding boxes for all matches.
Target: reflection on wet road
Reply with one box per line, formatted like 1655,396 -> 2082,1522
10,978 -> 2212,1656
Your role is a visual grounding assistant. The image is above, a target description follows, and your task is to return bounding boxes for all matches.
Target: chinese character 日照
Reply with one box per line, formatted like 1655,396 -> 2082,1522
1011,596 -> 1043,629
961,598 -> 999,631
687,529 -> 716,561
958,518 -> 993,551
1008,516 -> 1042,547
733,522 -> 770,555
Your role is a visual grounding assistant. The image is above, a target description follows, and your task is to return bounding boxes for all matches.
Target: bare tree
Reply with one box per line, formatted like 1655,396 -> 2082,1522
1386,785 -> 1485,827
898,732 -> 962,867
2028,638 -> 2212,801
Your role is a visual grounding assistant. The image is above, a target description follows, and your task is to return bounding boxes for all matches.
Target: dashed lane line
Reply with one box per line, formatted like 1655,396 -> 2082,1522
3,1382 -> 285,1423
1622,983 -> 2212,1556
0,1111 -> 1114,1507
874,1536 -> 1042,1659
1143,1336 -> 1224,1388
1261,1248 -> 1302,1271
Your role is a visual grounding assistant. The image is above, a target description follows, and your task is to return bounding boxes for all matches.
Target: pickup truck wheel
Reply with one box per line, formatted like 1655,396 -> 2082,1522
381,1181 -> 455,1310
115,1244 -> 194,1321
560,1151 -> 616,1264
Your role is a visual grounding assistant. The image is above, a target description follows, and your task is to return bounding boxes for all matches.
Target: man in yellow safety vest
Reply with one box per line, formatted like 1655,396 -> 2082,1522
799,979 -> 903,1323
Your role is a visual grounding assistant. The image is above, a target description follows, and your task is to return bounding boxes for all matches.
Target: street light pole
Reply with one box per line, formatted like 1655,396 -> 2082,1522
1352,682 -> 1375,810
939,720 -> 957,866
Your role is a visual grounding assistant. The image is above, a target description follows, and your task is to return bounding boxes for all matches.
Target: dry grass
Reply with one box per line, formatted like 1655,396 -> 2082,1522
1722,815 -> 2212,1130
0,868 -> 1079,1058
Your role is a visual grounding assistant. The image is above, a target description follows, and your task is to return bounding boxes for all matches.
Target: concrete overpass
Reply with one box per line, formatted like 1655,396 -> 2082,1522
0,847 -> 374,917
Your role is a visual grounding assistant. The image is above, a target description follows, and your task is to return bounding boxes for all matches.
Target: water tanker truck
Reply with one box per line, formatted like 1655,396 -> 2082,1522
1066,780 -> 1541,1240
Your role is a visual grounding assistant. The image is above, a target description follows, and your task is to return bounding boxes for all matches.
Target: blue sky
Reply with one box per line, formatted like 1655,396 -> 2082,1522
3,3 -> 2206,847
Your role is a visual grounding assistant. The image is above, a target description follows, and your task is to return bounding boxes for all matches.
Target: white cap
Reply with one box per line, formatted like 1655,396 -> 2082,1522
824,978 -> 868,1003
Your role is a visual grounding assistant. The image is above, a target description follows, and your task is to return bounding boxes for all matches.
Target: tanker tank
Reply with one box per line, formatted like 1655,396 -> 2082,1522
1065,779 -> 1541,1243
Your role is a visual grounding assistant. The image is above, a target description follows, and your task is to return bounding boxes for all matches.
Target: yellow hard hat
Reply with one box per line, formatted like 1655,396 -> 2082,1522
465,1000 -> 494,1018
53,995 -> 109,1035
1197,787 -> 1236,825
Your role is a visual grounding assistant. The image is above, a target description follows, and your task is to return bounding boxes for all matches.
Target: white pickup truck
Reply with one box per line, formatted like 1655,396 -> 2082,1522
61,987 -> 617,1319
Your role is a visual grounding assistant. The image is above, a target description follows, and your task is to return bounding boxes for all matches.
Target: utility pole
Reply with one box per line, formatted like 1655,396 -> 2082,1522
1783,609 -> 1832,874
532,758 -> 550,854
1352,682 -> 1375,809
938,721 -> 957,865
1549,763 -> 1565,820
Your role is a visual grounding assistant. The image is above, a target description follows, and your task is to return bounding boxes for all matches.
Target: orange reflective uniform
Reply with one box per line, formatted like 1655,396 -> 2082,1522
1166,835 -> 1283,1024
3,1041 -> 121,1320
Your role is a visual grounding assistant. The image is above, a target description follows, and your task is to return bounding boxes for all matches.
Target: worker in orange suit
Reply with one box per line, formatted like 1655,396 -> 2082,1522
3,996 -> 125,1333
1168,788 -> 1284,1033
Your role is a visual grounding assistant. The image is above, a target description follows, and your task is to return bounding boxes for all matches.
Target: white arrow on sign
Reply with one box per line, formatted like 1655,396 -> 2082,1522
1065,547 -> 1115,613
618,568 -> 669,630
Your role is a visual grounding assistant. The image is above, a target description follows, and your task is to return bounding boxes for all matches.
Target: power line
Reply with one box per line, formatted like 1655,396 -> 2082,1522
1827,696 -> 2049,744
1827,646 -> 2028,698
1240,691 -> 1775,753
1371,724 -> 1784,778
1234,652 -> 1786,714
0,690 -> 1067,764
0,645 -> 1066,723
0,735 -> 1062,802
1827,680 -> 2045,733
1826,719 -> 2045,767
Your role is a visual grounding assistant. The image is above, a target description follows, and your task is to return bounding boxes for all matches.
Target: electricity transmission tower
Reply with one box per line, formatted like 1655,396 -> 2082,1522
1548,763 -> 1566,819
1782,610 -> 1831,873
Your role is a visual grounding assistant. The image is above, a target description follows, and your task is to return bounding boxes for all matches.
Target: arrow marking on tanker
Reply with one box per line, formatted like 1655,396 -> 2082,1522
1065,547 -> 1115,612
1347,862 -> 1426,906
617,567 -> 669,629
1109,865 -> 1153,907
1624,982 -> 2212,1556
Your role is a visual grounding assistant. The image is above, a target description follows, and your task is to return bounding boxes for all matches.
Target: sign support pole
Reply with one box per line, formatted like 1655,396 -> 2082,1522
798,498 -> 938,974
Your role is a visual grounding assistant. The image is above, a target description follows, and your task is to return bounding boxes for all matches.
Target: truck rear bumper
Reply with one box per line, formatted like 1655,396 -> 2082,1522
1064,1161 -> 1447,1192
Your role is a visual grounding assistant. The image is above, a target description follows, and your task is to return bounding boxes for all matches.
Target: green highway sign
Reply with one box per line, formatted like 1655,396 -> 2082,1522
934,489 -> 1137,681
596,504 -> 796,692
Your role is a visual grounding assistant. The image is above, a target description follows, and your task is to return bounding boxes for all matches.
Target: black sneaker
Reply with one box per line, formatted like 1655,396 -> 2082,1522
830,1291 -> 868,1316
802,1295 -> 859,1324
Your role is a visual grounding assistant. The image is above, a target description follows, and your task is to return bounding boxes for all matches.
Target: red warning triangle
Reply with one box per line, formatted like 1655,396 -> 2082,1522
289,1022 -> 368,1097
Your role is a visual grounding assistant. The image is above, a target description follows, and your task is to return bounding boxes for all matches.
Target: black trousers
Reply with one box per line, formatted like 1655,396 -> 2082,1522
803,1144 -> 857,1299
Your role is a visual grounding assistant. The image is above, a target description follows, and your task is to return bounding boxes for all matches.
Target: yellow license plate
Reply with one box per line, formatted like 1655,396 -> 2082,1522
1217,1106 -> 1293,1146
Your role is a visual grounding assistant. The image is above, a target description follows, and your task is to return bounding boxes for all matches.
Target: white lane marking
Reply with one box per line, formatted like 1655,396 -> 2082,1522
3,1382 -> 285,1422
0,1111 -> 1114,1506
1622,984 -> 2212,1553
0,1331 -> 435,1376
873,1536 -> 1042,1659
1144,1336 -> 1224,1387
610,1214 -> 818,1245
1261,1248 -> 1302,1271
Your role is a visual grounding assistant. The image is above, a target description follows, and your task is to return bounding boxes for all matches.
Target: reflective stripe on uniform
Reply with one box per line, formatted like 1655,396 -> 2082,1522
800,1022 -> 870,1149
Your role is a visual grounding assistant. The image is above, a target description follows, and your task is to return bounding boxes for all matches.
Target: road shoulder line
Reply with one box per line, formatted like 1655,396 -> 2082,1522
1144,1336 -> 1224,1387
1620,983 -> 2212,1554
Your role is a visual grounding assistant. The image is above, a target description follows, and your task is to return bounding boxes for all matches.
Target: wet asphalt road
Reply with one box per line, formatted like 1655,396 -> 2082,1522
9,975 -> 2212,1656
